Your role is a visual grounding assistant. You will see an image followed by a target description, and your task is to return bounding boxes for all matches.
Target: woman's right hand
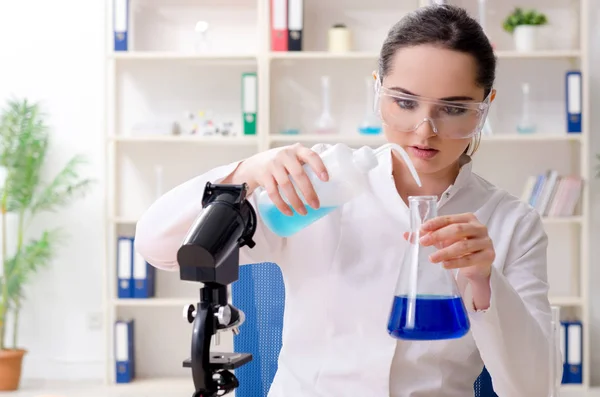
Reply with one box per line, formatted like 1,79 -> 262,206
230,143 -> 329,216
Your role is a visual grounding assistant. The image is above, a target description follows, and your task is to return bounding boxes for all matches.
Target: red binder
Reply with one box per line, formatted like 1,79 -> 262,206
271,0 -> 288,51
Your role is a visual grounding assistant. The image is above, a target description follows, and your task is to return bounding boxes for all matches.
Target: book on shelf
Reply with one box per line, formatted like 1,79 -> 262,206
521,170 -> 583,217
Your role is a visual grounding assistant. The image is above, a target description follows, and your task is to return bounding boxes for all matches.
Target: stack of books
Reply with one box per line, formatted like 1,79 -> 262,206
520,170 -> 583,217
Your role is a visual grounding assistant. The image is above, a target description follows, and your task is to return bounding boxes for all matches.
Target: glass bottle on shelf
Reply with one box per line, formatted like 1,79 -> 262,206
387,196 -> 470,341
194,21 -> 210,53
517,82 -> 536,134
358,76 -> 382,135
314,75 -> 337,135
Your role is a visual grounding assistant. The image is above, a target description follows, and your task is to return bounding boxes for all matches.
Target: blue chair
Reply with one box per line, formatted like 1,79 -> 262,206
474,366 -> 498,397
232,262 -> 285,397
232,262 -> 497,397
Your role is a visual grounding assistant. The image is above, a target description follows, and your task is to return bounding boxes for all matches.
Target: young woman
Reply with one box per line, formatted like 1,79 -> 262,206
135,4 -> 553,396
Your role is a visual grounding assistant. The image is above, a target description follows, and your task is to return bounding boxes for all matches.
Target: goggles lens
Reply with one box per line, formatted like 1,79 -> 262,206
378,87 -> 491,139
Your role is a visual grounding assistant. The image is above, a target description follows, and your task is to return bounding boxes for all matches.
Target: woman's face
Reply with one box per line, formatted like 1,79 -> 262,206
381,44 -> 487,176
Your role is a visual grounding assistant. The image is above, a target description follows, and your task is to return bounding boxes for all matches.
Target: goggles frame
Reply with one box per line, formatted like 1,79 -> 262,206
373,75 -> 493,140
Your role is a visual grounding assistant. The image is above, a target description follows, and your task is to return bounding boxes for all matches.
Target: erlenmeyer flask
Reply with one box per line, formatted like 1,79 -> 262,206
387,196 -> 470,341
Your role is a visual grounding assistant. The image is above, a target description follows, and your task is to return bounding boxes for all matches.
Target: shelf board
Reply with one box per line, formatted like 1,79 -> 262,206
113,298 -> 193,307
112,216 -> 138,224
113,216 -> 581,226
109,51 -> 257,63
542,216 -> 582,224
269,134 -> 386,145
550,296 -> 584,306
494,50 -> 581,59
268,50 -> 581,61
111,377 -> 191,391
110,377 -> 584,396
269,133 -> 582,145
110,135 -> 258,146
269,51 -> 379,60
107,376 -> 586,394
560,383 -> 587,393
114,296 -> 583,308
482,134 -> 582,142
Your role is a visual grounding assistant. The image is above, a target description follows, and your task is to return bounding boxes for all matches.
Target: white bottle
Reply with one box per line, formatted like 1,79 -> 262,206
256,143 -> 421,237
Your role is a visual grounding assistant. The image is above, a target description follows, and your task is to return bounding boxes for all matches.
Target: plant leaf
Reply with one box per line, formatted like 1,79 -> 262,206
0,98 -> 49,212
1,229 -> 63,307
30,155 -> 95,215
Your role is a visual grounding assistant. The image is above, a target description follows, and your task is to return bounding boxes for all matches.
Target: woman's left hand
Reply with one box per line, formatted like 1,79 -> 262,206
416,213 -> 495,282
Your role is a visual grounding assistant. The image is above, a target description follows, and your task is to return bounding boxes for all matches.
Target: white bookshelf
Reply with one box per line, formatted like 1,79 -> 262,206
103,0 -> 591,392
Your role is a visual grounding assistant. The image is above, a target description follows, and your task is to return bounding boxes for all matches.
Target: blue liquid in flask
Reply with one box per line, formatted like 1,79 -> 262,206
259,204 -> 337,237
387,294 -> 470,340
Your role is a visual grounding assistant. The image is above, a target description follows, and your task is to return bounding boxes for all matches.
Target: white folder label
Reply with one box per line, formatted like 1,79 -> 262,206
567,323 -> 581,365
115,322 -> 129,361
114,0 -> 128,33
567,73 -> 581,114
272,0 -> 287,30
118,239 -> 132,279
243,75 -> 257,113
133,252 -> 147,279
288,0 -> 303,30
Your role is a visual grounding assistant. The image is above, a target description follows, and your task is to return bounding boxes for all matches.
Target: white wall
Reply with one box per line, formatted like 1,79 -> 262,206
0,0 -> 107,380
1,0 -> 600,385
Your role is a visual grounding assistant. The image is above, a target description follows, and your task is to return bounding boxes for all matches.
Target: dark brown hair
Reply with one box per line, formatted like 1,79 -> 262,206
378,4 -> 496,99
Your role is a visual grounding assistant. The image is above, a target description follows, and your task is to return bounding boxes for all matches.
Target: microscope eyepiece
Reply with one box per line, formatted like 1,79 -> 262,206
177,182 -> 256,284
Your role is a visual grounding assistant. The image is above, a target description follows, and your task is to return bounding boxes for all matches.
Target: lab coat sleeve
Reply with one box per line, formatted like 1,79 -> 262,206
467,209 -> 552,396
134,161 -> 284,272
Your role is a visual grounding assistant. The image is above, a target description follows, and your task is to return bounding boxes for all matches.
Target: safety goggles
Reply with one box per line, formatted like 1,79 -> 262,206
376,86 -> 492,140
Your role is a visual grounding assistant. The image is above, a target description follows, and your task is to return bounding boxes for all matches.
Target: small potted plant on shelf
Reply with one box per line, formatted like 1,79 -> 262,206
0,98 -> 93,391
503,7 -> 548,52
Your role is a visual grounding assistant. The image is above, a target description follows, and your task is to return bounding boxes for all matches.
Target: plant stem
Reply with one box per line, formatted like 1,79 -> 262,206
0,199 -> 7,351
11,210 -> 24,349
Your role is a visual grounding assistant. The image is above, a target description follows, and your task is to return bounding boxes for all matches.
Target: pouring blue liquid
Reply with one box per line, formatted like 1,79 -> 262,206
387,294 -> 470,340
258,204 -> 337,237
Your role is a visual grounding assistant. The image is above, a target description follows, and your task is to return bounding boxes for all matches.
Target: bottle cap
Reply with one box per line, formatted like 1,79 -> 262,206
352,146 -> 378,172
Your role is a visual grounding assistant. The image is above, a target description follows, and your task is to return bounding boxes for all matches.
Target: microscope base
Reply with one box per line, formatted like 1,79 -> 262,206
182,352 -> 252,370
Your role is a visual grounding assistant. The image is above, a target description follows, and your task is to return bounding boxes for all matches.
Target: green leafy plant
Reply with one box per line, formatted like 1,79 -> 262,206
0,98 -> 94,351
503,8 -> 548,34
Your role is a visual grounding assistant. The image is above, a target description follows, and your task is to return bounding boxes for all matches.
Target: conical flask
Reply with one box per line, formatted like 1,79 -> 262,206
387,196 -> 470,341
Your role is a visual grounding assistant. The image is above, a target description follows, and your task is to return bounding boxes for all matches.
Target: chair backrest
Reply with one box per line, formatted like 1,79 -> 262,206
473,366 -> 498,397
231,262 -> 500,397
232,262 -> 285,397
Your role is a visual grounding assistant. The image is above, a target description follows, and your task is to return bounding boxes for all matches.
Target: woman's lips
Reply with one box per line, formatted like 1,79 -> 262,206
408,145 -> 439,160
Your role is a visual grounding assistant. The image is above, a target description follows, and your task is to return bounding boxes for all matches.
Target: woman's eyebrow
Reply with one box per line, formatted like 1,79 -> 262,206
388,86 -> 475,102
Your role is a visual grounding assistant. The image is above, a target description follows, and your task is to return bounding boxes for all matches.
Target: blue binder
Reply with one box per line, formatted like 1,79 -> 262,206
565,71 -> 582,133
562,321 -> 583,384
115,319 -> 135,383
113,0 -> 129,51
133,250 -> 156,299
117,237 -> 134,298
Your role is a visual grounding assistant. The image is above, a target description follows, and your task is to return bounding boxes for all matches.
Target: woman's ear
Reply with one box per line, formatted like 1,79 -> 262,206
490,88 -> 497,103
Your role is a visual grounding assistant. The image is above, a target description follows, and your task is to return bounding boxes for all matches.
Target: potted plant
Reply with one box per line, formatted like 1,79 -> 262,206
503,7 -> 548,52
0,98 -> 93,390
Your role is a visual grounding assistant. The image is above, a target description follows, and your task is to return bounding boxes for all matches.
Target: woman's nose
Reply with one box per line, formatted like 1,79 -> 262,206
414,117 -> 438,138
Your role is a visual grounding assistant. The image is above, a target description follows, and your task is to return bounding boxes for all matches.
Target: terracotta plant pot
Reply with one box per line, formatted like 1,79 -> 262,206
0,349 -> 27,391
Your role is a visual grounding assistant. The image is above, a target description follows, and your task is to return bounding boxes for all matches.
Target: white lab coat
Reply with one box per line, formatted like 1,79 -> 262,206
135,146 -> 553,397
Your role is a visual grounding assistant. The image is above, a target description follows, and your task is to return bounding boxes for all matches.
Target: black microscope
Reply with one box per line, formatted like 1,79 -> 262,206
177,182 -> 258,397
